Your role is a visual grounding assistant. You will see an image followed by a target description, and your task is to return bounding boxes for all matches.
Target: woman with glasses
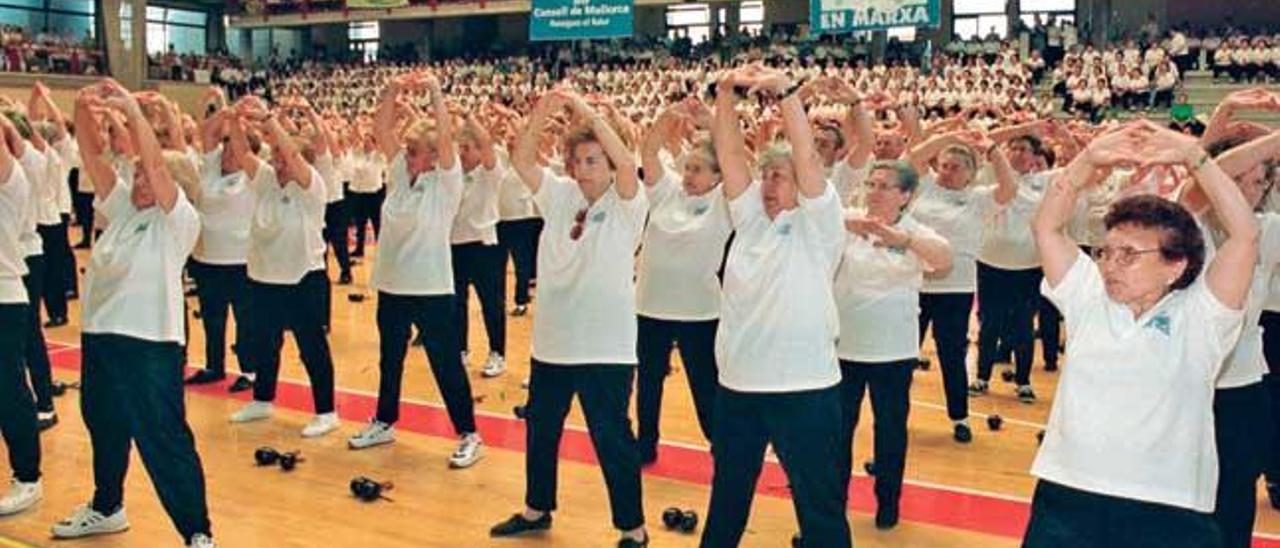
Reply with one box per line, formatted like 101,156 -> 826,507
490,88 -> 649,548
905,130 -> 1016,443
833,160 -> 952,531
1025,121 -> 1257,546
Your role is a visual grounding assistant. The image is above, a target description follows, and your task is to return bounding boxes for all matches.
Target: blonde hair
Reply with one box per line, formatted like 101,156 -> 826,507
757,140 -> 794,172
941,144 -> 978,172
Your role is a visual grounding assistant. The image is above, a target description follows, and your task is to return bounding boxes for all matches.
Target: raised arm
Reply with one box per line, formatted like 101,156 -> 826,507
1214,128 -> 1280,179
1141,121 -> 1258,309
463,113 -> 496,170
906,130 -> 967,175
640,106 -> 680,186
560,90 -> 637,199
712,71 -> 752,200
100,79 -> 178,212
828,79 -> 874,169
424,74 -> 456,171
510,92 -> 564,193
72,85 -> 116,199
374,73 -> 410,159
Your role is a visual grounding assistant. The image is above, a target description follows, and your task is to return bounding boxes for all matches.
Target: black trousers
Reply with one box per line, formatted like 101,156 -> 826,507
525,361 -> 644,531
1038,296 -> 1062,368
0,303 -> 39,483
21,255 -> 53,413
702,385 -> 851,548
919,292 -> 973,421
977,263 -> 1040,386
635,316 -> 719,459
349,188 -> 384,255
375,292 -> 475,433
189,261 -> 252,376
324,199 -> 351,276
1212,381 -> 1269,548
81,333 -> 210,543
59,213 -> 77,296
497,218 -> 543,306
1023,480 -> 1221,548
249,271 -> 336,414
451,242 -> 506,356
836,359 -> 913,510
37,223 -> 72,321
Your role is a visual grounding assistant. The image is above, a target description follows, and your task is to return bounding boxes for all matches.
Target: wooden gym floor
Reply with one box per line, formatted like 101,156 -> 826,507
2,234 -> 1280,547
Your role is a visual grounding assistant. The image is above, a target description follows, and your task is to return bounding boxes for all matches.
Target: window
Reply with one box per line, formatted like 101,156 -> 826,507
145,6 -> 208,55
954,0 -> 1006,16
739,0 -> 763,35
666,3 -> 710,44
0,0 -> 95,43
887,26 -> 917,43
1019,0 -> 1075,31
953,0 -> 1009,40
348,21 -> 379,63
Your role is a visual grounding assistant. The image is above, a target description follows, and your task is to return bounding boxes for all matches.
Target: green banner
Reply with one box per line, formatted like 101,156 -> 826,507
346,0 -> 409,8
530,0 -> 633,42
810,0 -> 941,34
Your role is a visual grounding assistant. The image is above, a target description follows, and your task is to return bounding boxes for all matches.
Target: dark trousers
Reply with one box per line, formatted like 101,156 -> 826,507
324,199 -> 351,276
1038,296 -> 1062,368
919,292 -> 973,421
836,359 -> 913,510
349,188 -> 384,256
37,223 -> 71,321
497,218 -> 543,306
1023,480 -> 1221,548
189,261 -> 252,376
59,213 -> 77,296
0,303 -> 39,482
451,242 -> 506,356
249,271 -> 336,414
21,255 -> 53,413
977,263 -> 1040,386
702,385 -> 852,548
1212,381 -> 1269,548
525,361 -> 644,531
635,316 -> 719,459
81,333 -> 210,543
375,292 -> 475,433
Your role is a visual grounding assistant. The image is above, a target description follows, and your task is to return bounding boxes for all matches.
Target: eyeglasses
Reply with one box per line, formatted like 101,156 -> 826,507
1090,245 -> 1162,267
569,208 -> 587,241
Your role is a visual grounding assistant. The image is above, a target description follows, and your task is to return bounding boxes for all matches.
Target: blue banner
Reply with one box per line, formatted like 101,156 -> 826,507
810,0 -> 942,35
530,0 -> 633,42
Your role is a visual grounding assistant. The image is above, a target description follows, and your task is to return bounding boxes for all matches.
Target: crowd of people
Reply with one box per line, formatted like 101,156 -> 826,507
0,18 -> 1279,548
0,25 -> 103,76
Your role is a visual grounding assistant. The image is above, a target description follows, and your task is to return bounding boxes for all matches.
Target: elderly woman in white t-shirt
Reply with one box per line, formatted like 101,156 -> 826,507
701,65 -> 851,548
832,160 -> 951,530
490,88 -> 649,547
1025,121 -> 1256,546
631,102 -> 731,466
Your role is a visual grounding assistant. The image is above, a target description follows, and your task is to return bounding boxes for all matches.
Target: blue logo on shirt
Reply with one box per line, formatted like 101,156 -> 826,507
591,211 -> 606,223
777,223 -> 792,236
281,196 -> 291,204
693,203 -> 710,216
134,223 -> 149,233
1144,313 -> 1171,336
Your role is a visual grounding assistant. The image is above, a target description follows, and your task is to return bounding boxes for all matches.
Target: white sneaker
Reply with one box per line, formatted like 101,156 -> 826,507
188,533 -> 216,548
448,433 -> 483,469
521,378 -> 530,389
0,479 -> 41,515
229,401 -> 273,423
301,412 -> 340,438
51,504 -> 129,538
348,420 -> 395,449
482,353 -> 506,378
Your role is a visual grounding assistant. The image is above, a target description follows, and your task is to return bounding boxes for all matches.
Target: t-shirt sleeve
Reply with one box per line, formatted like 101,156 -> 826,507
1259,213 -> 1280,270
385,150 -> 408,193
727,181 -> 764,231
246,159 -> 275,193
1041,248 -> 1103,324
165,189 -> 201,259
799,182 -> 846,253
440,158 -> 465,213
96,177 -> 134,221
532,167 -> 572,219
645,169 -> 678,207
1187,278 -> 1246,372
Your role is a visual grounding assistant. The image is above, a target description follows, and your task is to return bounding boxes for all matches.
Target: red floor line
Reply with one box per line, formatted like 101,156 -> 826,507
43,342 -> 1280,546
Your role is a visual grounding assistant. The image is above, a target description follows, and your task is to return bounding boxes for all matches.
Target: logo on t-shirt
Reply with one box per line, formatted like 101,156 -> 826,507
591,211 -> 606,223
777,223 -> 793,236
281,195 -> 291,204
1144,313 -> 1171,336
692,203 -> 710,216
134,222 -> 149,233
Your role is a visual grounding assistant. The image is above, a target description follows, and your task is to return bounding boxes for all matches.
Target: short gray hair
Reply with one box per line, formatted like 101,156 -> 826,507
757,140 -> 793,172
869,160 -> 920,193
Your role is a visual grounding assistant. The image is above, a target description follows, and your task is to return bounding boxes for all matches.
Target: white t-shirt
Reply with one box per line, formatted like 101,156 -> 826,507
348,150 -> 385,193
497,156 -> 538,221
635,172 -> 732,321
978,171 -> 1050,270
193,147 -> 253,265
16,145 -> 44,257
716,181 -> 845,393
1035,250 -> 1244,513
450,164 -> 503,245
0,164 -> 31,304
909,174 -> 1000,293
82,180 -> 201,344
834,211 -> 938,362
246,162 -> 327,284
530,168 -> 648,365
53,137 -> 74,215
313,151 -> 344,204
33,146 -> 62,226
1212,213 -> 1280,388
371,151 -> 463,296
830,161 -> 869,207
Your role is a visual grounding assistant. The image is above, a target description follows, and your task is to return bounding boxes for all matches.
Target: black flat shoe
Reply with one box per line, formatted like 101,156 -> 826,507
875,504 -> 899,530
617,533 -> 649,547
37,412 -> 57,432
228,375 -> 254,393
43,317 -> 67,328
953,423 -> 973,443
184,369 -> 226,385
490,513 -> 552,537
338,272 -> 353,285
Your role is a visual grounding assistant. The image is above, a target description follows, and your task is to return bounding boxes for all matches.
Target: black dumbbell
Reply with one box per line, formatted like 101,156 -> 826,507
347,293 -> 366,303
917,358 -> 931,371
662,507 -> 682,528
50,381 -> 79,397
513,405 -> 528,420
678,510 -> 699,533
863,460 -> 875,476
253,447 -> 303,471
1001,370 -> 1015,382
350,476 -> 394,502
987,414 -> 1003,431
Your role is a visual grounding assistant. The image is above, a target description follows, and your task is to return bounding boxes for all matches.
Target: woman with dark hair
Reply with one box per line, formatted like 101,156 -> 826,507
1025,121 -> 1257,546
833,160 -> 952,530
490,87 -> 649,547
